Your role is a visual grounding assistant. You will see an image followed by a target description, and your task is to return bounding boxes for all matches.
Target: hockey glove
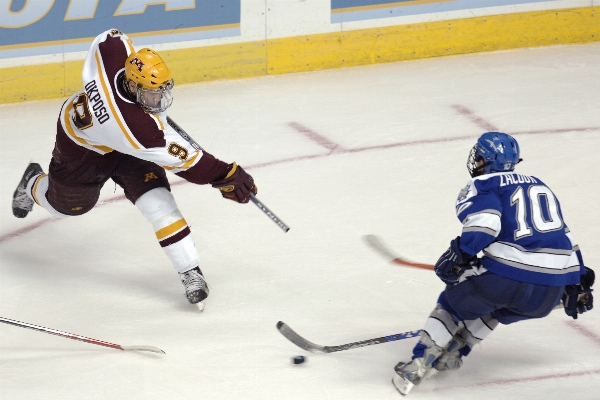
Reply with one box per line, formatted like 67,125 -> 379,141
563,266 -> 594,320
210,162 -> 257,203
434,237 -> 474,285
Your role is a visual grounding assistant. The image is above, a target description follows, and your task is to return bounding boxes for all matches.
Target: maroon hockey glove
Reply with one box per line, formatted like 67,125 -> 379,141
210,162 -> 257,203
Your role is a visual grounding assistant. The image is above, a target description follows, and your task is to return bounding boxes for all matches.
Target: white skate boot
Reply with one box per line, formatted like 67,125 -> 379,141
392,343 -> 444,395
434,334 -> 468,372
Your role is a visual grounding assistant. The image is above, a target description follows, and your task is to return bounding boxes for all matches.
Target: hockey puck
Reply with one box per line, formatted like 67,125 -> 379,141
293,355 -> 305,364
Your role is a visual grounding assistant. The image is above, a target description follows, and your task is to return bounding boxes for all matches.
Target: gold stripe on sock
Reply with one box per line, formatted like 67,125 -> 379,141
155,218 -> 187,241
31,174 -> 47,206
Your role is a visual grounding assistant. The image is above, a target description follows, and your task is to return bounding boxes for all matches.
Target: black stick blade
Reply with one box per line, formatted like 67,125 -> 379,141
276,321 -> 327,353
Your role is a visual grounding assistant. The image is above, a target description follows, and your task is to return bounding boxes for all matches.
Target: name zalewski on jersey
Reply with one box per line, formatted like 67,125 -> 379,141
455,172 -> 581,286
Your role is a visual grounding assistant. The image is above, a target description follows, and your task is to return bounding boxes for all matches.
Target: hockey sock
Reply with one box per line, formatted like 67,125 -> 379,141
27,174 -> 71,218
458,315 -> 499,348
412,305 -> 460,359
135,188 -> 199,273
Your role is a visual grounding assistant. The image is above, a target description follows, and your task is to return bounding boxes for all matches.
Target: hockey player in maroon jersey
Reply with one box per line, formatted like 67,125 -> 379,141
11,29 -> 257,311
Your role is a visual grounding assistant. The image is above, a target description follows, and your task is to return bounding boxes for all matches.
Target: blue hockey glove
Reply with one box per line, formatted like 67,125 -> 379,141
434,237 -> 474,284
563,267 -> 594,320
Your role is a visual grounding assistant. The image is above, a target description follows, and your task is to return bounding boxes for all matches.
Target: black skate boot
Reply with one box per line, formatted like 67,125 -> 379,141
179,267 -> 209,311
12,163 -> 44,218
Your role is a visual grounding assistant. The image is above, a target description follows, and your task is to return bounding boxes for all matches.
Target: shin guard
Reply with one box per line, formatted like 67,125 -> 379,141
136,188 -> 199,273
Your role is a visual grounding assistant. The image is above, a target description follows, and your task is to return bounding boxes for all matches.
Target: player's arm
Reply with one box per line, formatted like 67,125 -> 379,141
562,226 -> 594,319
124,119 -> 257,203
83,29 -> 134,83
435,182 -> 500,284
455,180 -> 501,256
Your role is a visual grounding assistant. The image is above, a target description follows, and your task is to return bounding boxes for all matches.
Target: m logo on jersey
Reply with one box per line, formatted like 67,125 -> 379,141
129,57 -> 145,72
144,172 -> 159,182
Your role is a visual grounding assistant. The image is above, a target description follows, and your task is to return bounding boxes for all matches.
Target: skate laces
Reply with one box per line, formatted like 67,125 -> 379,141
13,184 -> 34,210
180,268 -> 207,294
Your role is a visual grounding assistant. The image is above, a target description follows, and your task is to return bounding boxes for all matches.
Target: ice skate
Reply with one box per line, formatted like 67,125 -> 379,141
434,335 -> 467,372
392,358 -> 430,395
393,343 -> 443,395
179,267 -> 209,311
12,163 -> 44,218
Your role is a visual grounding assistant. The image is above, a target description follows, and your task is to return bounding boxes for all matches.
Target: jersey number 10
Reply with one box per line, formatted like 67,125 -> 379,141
510,185 -> 564,239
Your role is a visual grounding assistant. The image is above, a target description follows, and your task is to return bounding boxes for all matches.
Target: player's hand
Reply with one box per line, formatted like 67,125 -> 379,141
210,162 -> 257,203
563,267 -> 594,319
434,237 -> 473,284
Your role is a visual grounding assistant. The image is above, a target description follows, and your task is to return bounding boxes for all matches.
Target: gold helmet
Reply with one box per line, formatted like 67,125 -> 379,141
125,48 -> 174,113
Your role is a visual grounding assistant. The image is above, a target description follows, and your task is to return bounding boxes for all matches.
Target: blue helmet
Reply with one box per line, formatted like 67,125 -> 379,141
467,132 -> 521,177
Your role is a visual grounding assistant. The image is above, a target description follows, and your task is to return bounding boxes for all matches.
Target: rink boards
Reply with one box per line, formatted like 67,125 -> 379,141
0,1 -> 597,103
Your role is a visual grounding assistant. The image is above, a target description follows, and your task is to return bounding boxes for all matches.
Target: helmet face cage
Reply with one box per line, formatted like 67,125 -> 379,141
467,132 -> 521,178
467,144 -> 487,177
135,79 -> 174,113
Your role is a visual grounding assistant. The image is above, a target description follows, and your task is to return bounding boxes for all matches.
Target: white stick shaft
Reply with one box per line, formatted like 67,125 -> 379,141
0,317 -> 164,354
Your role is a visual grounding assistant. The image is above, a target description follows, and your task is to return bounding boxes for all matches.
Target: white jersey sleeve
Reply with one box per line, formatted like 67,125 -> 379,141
58,29 -> 229,184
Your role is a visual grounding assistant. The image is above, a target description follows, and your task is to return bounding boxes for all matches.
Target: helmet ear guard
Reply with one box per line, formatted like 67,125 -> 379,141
467,132 -> 522,177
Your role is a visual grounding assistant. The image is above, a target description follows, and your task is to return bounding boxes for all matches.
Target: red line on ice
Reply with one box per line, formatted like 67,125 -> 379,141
426,368 -> 600,393
1,125 -> 598,245
565,320 -> 600,348
288,122 -> 344,154
451,104 -> 499,131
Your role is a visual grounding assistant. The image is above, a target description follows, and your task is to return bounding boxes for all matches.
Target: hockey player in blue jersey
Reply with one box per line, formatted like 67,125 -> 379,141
392,132 -> 594,395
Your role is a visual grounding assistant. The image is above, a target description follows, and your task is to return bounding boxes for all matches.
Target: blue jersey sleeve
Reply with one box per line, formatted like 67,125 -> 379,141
454,177 -> 501,257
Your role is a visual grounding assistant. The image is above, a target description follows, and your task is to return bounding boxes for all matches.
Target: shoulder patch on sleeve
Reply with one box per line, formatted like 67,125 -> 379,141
456,180 -> 477,205
457,183 -> 471,202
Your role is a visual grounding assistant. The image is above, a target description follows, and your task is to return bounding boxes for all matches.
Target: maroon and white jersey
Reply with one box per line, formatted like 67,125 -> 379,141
57,29 -> 227,184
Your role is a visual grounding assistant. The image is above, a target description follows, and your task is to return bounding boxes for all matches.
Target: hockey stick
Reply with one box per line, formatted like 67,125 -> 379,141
166,117 -> 290,232
0,317 -> 165,354
362,235 -> 568,311
276,321 -> 421,354
362,235 -> 434,270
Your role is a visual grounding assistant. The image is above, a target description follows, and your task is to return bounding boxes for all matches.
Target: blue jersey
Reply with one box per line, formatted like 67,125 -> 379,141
455,171 -> 583,286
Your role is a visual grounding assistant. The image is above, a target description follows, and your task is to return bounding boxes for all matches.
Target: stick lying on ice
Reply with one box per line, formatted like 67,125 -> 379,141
0,317 -> 165,354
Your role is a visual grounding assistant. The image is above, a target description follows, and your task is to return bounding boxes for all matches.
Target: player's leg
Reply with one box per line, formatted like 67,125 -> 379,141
13,145 -> 110,218
433,314 -> 499,372
393,267 -> 499,395
112,156 -> 208,308
135,187 -> 209,306
393,293 -> 483,395
434,272 -> 561,370
392,300 -> 453,395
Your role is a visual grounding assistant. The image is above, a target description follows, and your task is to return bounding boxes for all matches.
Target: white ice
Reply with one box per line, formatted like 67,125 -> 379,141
1,43 -> 599,400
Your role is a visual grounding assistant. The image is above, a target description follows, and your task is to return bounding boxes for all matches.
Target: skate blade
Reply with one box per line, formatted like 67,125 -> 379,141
196,301 -> 205,312
392,374 -> 414,395
424,368 -> 438,380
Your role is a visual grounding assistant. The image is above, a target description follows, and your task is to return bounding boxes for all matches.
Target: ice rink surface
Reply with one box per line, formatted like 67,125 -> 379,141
1,42 -> 599,400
